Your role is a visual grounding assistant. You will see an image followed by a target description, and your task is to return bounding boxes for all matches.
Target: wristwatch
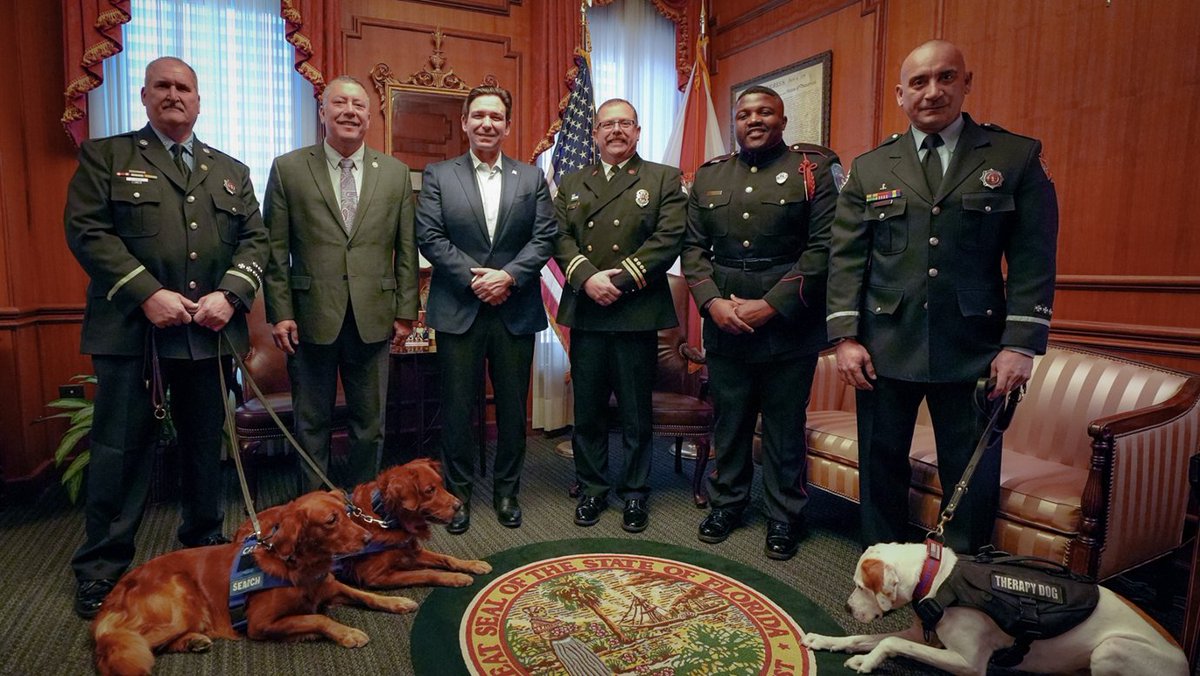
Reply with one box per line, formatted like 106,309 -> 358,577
221,289 -> 243,311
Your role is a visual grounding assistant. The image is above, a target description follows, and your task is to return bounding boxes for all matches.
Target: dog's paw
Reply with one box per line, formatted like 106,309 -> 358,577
383,596 -> 420,614
445,573 -> 475,587
186,635 -> 213,652
335,627 -> 370,648
844,655 -> 874,673
802,633 -> 845,652
463,560 -> 492,575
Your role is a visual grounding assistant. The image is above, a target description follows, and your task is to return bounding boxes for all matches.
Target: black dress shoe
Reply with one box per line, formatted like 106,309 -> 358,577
75,578 -> 116,619
622,499 -> 649,533
574,495 -> 606,527
181,533 -> 232,548
495,496 -> 522,528
447,504 -> 471,535
698,508 -> 742,544
764,518 -> 804,560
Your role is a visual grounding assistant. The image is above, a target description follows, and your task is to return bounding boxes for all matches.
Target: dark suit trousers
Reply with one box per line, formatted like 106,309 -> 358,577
856,376 -> 1002,553
570,329 -> 657,500
289,304 -> 388,494
436,305 -> 534,503
72,355 -> 227,581
706,353 -> 816,523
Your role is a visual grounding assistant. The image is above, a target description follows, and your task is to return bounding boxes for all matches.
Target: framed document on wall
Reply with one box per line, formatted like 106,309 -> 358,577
730,51 -> 832,150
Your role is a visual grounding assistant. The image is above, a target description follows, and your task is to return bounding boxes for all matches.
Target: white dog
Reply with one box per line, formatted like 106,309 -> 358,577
802,542 -> 1188,675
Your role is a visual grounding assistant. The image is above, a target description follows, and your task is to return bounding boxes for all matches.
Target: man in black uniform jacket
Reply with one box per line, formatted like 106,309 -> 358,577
553,98 -> 686,532
826,40 -> 1058,553
64,57 -> 268,617
682,86 -> 841,560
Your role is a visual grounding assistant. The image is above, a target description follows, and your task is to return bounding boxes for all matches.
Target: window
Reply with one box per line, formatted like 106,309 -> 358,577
88,0 -> 316,200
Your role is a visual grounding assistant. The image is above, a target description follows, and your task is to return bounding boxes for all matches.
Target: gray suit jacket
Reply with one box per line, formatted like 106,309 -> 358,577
415,153 -> 556,336
263,143 -> 419,345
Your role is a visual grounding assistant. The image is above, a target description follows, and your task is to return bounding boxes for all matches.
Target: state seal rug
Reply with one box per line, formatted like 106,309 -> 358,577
410,539 -> 853,675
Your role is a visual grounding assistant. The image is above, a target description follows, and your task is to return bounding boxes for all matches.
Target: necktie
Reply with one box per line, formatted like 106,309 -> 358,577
607,164 -> 617,181
921,133 -> 944,195
339,157 -> 357,232
171,143 -> 190,179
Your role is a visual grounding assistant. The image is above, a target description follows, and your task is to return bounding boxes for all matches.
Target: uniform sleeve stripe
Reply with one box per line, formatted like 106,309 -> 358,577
826,310 -> 859,321
228,269 -> 259,289
565,255 -> 588,281
621,258 -> 645,288
106,265 -> 146,300
1006,315 -> 1051,327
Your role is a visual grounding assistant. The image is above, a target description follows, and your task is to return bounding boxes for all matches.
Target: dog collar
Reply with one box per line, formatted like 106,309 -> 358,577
913,538 -> 943,601
370,489 -> 403,529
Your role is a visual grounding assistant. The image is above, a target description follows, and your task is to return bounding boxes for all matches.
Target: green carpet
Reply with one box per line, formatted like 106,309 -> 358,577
412,538 -> 852,675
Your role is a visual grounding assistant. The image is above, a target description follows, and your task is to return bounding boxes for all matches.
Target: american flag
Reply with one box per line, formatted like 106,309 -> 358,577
548,52 -> 598,190
540,49 -> 599,354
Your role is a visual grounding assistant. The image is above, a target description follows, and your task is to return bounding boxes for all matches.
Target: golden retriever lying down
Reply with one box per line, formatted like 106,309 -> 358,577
93,491 -> 417,676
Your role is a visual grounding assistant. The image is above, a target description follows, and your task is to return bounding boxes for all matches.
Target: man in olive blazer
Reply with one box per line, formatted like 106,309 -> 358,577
264,75 -> 419,494
827,41 -> 1058,553
416,86 -> 556,534
554,99 -> 686,533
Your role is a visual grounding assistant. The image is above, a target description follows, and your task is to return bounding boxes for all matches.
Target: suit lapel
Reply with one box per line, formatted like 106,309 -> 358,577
492,155 -> 519,250
887,131 -> 933,204
137,125 -> 187,191
350,149 -> 381,238
189,136 -> 213,193
305,146 -> 346,234
454,154 -> 491,245
936,117 -> 988,202
586,154 -> 643,218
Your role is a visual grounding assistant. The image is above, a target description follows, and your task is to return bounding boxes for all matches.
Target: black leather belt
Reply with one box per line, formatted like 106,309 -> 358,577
712,254 -> 796,271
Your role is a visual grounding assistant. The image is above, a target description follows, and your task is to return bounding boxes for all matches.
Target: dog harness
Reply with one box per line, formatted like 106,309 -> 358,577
228,533 -> 293,634
914,546 -> 1099,667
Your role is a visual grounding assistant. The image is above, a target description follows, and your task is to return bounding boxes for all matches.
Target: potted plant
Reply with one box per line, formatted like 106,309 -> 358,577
41,374 -> 96,503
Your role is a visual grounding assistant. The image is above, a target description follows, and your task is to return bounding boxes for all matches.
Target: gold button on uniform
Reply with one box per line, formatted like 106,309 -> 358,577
742,240 -> 751,248
611,244 -> 620,252
189,252 -> 198,260
742,212 -> 750,220
928,268 -> 939,277
133,191 -> 141,199
612,219 -> 620,226
586,245 -> 593,252
200,164 -> 208,171
986,309 -> 994,316
878,212 -> 886,219
186,195 -> 195,203
745,186 -> 753,193
984,206 -> 992,213
750,166 -> 758,173
931,206 -> 941,215
587,220 -> 594,228
188,281 -> 197,289
188,222 -> 198,230
929,237 -> 939,246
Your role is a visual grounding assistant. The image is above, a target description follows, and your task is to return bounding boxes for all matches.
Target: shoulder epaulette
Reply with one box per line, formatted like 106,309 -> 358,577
701,152 -> 737,167
878,132 -> 904,147
980,121 -> 1040,143
789,143 -> 833,157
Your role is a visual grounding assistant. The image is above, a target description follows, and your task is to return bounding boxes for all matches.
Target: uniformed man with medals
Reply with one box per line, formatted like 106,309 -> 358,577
682,86 -> 842,560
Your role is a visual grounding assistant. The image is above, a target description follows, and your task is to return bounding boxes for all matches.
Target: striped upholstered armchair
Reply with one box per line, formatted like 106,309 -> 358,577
800,343 -> 1200,580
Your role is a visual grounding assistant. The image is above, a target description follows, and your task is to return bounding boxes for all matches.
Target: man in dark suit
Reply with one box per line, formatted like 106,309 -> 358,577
827,40 -> 1058,553
553,99 -> 686,533
682,86 -> 840,560
263,75 -> 419,495
64,57 -> 268,617
416,85 -> 557,534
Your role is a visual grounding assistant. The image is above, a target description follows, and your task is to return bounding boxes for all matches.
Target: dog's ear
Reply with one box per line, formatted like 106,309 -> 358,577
399,471 -> 422,512
270,510 -> 302,561
859,557 -> 900,611
876,561 -> 900,611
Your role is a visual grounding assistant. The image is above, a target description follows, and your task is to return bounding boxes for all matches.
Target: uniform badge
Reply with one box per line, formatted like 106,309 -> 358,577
223,179 -> 237,195
831,162 -> 847,193
980,168 -> 1004,189
635,189 -> 650,208
570,193 -> 580,202
1039,153 -> 1054,183
775,172 -> 788,185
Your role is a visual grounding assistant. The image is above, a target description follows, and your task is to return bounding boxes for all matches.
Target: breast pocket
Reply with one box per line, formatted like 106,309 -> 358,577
110,182 -> 161,237
863,198 -> 908,255
211,192 -> 248,245
960,192 -> 1014,251
697,191 -> 733,236
759,189 -> 806,236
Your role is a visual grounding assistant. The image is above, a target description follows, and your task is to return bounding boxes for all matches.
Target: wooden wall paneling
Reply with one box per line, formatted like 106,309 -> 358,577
875,0 -> 942,137
342,0 -> 533,159
709,1 -> 878,162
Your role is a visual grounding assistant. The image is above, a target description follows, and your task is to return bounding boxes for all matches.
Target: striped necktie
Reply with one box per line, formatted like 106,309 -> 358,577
339,157 -> 357,232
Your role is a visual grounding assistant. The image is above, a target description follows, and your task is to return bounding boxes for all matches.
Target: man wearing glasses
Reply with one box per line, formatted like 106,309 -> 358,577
553,98 -> 687,532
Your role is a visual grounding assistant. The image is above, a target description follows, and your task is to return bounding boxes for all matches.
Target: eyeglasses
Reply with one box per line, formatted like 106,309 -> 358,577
596,119 -> 636,131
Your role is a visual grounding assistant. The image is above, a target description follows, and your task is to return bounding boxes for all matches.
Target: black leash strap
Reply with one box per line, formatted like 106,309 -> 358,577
147,330 -> 167,420
929,378 -> 1024,541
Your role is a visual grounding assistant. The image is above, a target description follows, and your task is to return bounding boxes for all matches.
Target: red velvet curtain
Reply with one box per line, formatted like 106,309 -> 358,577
280,0 -> 342,100
528,0 -> 582,162
61,0 -> 131,147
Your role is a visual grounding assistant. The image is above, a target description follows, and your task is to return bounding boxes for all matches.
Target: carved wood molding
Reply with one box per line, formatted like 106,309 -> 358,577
397,0 -> 520,16
0,305 -> 85,328
712,0 -> 859,61
1050,319 -> 1200,359
1055,275 -> 1200,293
